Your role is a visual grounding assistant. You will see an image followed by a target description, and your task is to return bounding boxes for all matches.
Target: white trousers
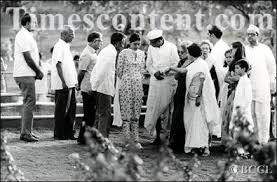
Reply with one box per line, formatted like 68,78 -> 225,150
144,77 -> 177,136
252,101 -> 271,144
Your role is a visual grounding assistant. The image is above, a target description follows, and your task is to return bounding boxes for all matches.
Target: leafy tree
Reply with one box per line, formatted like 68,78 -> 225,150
212,0 -> 276,21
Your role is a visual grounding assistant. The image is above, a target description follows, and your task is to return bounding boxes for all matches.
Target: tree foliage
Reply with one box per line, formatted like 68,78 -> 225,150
212,0 -> 276,20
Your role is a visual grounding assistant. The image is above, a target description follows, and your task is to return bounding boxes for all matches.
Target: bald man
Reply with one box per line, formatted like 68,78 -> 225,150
51,25 -> 78,140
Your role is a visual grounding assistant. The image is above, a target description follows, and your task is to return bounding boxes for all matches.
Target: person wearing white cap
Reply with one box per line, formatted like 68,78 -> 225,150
245,24 -> 276,144
144,29 -> 179,144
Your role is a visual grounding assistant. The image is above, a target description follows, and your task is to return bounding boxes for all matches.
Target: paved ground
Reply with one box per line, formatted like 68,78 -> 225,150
1,127 -> 260,181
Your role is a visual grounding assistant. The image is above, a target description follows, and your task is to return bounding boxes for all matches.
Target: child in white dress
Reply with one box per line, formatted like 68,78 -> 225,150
230,59 -> 254,133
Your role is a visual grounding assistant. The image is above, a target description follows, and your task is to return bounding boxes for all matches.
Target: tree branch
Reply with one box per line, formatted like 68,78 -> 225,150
231,4 -> 250,20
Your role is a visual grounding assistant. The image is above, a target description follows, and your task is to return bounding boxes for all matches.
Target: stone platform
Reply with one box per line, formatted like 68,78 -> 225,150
1,93 -> 147,129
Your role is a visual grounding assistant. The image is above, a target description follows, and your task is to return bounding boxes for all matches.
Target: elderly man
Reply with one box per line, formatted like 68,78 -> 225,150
76,32 -> 102,144
245,25 -> 276,144
144,29 -> 179,144
90,32 -> 125,138
51,25 -> 77,140
13,13 -> 44,142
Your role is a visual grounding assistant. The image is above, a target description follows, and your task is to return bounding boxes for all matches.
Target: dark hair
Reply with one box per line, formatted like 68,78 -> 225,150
73,55 -> 80,61
180,45 -> 188,54
208,25 -> 223,39
229,41 -> 245,71
223,49 -> 232,67
21,13 -> 31,26
111,32 -> 125,45
87,32 -> 101,42
235,59 -> 249,72
129,33 -> 140,43
50,47 -> 54,54
232,41 -> 245,62
224,49 -> 232,56
187,43 -> 202,58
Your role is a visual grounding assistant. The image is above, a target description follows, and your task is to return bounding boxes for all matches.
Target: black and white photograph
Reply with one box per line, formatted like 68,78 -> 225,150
0,0 -> 276,181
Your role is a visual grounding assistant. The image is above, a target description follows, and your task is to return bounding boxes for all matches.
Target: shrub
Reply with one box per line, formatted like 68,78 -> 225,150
1,134 -> 27,181
212,106 -> 276,181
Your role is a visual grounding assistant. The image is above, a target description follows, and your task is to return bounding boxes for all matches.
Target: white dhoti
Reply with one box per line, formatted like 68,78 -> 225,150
252,101 -> 271,144
144,76 -> 177,136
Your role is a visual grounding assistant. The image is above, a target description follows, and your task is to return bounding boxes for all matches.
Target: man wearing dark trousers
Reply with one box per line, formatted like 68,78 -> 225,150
51,25 -> 77,140
90,32 -> 126,138
14,13 -> 44,142
76,32 -> 103,144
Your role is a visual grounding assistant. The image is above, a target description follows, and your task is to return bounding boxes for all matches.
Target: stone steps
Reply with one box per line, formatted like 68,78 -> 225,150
0,102 -> 147,116
1,93 -> 23,103
1,93 -> 148,128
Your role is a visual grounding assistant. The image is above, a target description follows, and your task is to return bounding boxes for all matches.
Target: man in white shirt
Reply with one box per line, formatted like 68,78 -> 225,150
90,32 -> 125,138
144,29 -> 179,144
207,25 -> 230,101
76,32 -> 102,144
13,13 -> 44,142
245,25 -> 276,144
51,25 -> 78,140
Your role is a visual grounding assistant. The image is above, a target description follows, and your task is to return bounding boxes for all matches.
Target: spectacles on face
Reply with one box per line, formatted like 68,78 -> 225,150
207,32 -> 213,38
68,31 -> 75,38
247,33 -> 257,37
178,50 -> 184,54
150,38 -> 161,46
94,39 -> 103,43
201,47 -> 210,51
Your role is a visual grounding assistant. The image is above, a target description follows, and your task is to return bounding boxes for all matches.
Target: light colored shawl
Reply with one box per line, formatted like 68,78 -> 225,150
185,57 -> 220,128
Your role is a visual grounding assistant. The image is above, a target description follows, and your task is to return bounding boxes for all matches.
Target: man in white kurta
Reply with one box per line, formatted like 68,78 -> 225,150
90,32 -> 125,138
245,25 -> 276,144
206,25 -> 230,138
144,30 -> 179,144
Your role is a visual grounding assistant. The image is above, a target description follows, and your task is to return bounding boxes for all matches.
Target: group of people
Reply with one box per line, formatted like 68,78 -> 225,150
13,13 -> 276,156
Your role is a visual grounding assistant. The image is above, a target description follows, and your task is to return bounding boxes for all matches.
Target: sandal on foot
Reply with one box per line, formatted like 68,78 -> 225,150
135,143 -> 143,150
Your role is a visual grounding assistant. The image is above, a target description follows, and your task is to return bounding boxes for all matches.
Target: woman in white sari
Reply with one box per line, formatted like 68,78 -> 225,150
169,43 -> 220,156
